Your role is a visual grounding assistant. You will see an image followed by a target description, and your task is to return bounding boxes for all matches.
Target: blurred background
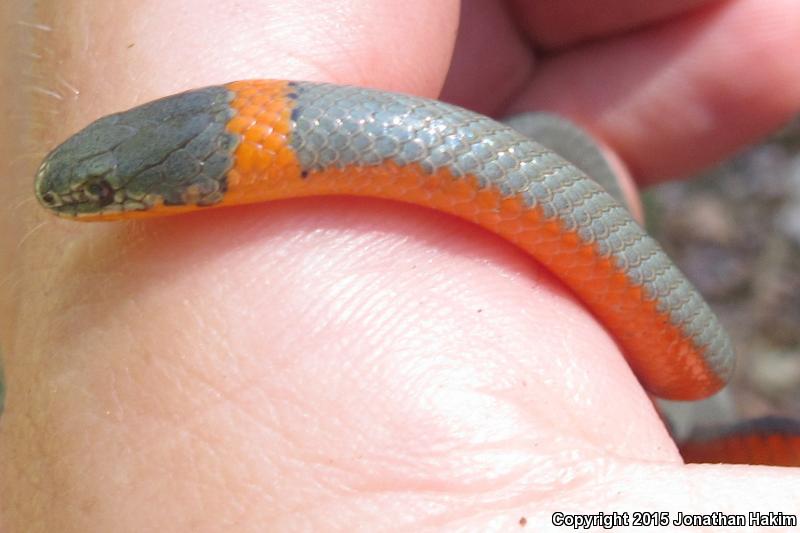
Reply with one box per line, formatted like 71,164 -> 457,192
649,117 -> 800,426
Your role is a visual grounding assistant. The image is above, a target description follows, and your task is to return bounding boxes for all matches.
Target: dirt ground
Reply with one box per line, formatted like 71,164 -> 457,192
648,117 -> 800,421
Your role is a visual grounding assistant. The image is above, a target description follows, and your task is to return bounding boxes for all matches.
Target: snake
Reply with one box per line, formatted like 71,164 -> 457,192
32,80 -> 797,465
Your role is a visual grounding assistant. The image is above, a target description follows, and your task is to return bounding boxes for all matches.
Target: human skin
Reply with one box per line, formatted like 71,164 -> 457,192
1,0 -> 800,530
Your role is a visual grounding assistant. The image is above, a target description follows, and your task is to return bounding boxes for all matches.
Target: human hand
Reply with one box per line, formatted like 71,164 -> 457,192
1,0 -> 799,530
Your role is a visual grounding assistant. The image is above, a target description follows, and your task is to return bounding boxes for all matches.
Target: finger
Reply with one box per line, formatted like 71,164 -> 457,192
27,0 -> 459,147
510,0 -> 800,183
441,0 -> 720,114
514,0 -> 719,48
441,0 -> 533,115
441,0 -> 643,218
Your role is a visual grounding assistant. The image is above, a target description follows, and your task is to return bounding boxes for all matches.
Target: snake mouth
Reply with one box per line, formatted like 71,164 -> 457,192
33,164 -> 85,217
35,158 -> 159,219
37,189 -> 157,219
35,184 -> 156,219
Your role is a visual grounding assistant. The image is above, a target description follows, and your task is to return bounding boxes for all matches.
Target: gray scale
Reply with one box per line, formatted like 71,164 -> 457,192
287,81 -> 733,382
33,81 -> 732,386
35,86 -> 239,214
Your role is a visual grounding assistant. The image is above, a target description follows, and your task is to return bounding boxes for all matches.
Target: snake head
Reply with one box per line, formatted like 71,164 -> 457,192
34,86 -> 240,220
35,116 -> 138,219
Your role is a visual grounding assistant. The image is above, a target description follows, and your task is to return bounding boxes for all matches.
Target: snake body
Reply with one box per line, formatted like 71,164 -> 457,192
35,80 -> 734,402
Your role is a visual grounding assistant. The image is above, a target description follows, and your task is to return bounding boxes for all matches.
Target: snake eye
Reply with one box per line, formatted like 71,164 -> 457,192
40,192 -> 57,206
85,179 -> 114,206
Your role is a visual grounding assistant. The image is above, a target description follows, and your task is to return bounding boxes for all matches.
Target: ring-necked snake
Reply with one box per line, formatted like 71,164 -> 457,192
32,80 -> 798,465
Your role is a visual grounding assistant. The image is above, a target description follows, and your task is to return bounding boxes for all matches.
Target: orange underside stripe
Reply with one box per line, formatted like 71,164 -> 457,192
221,80 -> 722,400
68,80 -> 722,399
681,434 -> 800,466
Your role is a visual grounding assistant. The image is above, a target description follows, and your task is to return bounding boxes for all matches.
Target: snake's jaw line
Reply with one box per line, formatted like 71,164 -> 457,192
34,152 -> 108,218
35,85 -> 238,220
34,156 -> 71,214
